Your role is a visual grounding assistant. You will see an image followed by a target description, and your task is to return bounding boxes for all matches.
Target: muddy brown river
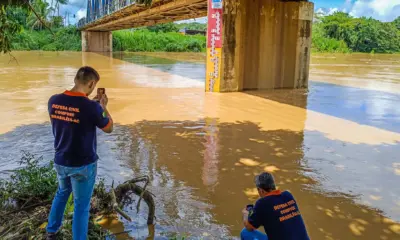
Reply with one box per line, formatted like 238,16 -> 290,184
1,52 -> 400,239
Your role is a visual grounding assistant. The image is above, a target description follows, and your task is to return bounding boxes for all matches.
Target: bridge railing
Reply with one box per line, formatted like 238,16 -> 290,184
77,0 -> 136,29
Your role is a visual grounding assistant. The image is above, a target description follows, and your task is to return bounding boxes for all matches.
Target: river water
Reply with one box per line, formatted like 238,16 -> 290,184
0,51 -> 400,239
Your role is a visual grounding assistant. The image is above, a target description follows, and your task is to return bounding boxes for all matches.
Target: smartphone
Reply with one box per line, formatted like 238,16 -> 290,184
97,88 -> 106,95
95,88 -> 105,102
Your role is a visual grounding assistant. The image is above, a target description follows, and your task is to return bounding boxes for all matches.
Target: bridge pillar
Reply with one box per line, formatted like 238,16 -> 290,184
81,31 -> 112,52
206,0 -> 314,92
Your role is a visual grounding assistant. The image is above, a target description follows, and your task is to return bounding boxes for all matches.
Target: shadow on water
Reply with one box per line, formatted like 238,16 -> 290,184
1,120 -> 400,239
246,81 -> 400,133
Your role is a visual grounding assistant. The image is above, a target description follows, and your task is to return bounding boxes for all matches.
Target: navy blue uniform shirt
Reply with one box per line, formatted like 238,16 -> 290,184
48,90 -> 111,167
248,190 -> 310,240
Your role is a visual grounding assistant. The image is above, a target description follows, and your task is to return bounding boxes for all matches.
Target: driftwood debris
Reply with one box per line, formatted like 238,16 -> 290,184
0,176 -> 156,239
114,176 -> 156,225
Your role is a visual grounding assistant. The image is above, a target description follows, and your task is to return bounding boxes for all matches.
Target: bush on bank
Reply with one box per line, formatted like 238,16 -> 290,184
11,26 -> 82,51
112,29 -> 206,52
0,152 -> 110,239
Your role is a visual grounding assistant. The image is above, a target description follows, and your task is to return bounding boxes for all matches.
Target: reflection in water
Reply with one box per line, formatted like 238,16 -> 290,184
113,52 -> 206,82
202,118 -> 220,189
1,52 -> 400,239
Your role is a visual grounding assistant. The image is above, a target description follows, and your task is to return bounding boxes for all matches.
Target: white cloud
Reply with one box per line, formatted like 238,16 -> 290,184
347,0 -> 400,21
47,0 -> 400,26
76,8 -> 86,19
316,0 -> 399,21
315,7 -> 343,17
328,7 -> 339,15
44,0 -> 85,24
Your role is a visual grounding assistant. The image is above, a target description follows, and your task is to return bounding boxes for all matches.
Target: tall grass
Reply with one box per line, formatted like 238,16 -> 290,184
113,29 -> 206,52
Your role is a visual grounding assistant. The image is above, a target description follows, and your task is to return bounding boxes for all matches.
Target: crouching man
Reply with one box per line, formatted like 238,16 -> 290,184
241,172 -> 310,240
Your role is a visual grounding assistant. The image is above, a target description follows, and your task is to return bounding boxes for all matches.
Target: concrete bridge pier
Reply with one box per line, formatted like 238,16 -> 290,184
206,0 -> 314,92
81,31 -> 112,52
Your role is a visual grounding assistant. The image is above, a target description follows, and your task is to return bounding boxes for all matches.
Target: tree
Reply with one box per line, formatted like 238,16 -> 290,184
54,0 -> 67,17
393,16 -> 400,30
147,22 -> 178,33
176,22 -> 207,31
0,0 -> 56,54
27,0 -> 52,30
50,15 -> 63,28
314,11 -> 400,53
5,6 -> 28,26
0,5 -> 22,54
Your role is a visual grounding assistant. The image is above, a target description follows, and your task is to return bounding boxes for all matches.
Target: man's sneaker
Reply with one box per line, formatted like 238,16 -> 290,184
46,232 -> 57,240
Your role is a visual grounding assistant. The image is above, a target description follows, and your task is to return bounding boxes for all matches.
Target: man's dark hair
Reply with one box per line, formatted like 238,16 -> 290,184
75,66 -> 100,84
255,172 -> 276,192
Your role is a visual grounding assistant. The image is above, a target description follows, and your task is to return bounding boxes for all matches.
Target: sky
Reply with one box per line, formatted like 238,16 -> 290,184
57,0 -> 400,25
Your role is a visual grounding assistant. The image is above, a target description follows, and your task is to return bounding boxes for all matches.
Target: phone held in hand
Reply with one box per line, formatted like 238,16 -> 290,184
95,88 -> 105,103
246,204 -> 254,212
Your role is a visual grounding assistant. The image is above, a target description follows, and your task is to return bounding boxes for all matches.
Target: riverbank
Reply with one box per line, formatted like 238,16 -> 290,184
9,26 -> 400,54
10,27 -> 206,53
0,152 -> 158,240
5,5 -> 400,54
0,152 -> 110,239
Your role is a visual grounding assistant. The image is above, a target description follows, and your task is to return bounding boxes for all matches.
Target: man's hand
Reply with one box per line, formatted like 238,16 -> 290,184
242,208 -> 249,221
100,94 -> 108,108
98,94 -> 113,133
242,208 -> 255,231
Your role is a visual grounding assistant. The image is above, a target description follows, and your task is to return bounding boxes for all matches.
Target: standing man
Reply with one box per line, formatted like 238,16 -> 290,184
241,172 -> 310,240
46,66 -> 113,239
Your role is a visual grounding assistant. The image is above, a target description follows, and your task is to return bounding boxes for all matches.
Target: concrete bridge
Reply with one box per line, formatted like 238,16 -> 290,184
79,0 -> 314,92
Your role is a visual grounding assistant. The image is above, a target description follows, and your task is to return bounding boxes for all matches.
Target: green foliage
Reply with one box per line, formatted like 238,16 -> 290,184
0,0 -> 26,6
147,22 -> 178,33
11,26 -> 81,51
312,22 -> 350,53
0,5 -> 23,54
0,152 -> 112,239
0,151 -> 57,209
392,16 -> 400,30
27,0 -> 52,30
64,194 -> 74,216
175,22 -> 207,31
51,16 -> 63,28
314,12 -> 400,53
113,29 -> 206,52
5,5 -> 28,26
6,8 -> 400,54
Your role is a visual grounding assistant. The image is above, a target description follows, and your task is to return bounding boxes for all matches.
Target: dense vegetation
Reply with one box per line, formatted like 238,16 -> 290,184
2,2 -> 400,54
0,152 -> 111,239
313,12 -> 400,53
3,2 -> 206,52
113,29 -> 206,52
0,0 -> 68,54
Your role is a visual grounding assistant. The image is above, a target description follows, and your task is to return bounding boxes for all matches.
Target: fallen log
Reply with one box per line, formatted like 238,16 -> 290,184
114,176 -> 156,225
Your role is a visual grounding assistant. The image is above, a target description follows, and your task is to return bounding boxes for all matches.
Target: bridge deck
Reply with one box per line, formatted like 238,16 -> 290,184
81,0 -> 208,32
